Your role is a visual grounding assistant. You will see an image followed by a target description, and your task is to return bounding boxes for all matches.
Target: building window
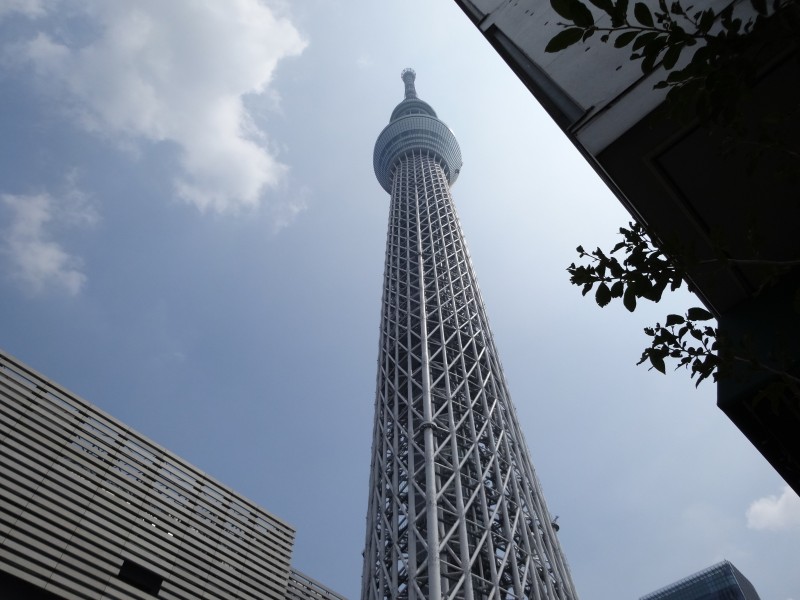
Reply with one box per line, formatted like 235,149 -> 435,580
118,560 -> 163,595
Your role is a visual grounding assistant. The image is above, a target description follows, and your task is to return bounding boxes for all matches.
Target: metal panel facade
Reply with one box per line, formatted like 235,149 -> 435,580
0,349 -> 296,600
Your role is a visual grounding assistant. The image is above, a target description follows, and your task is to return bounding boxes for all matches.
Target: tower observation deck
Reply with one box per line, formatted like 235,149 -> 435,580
362,70 -> 579,600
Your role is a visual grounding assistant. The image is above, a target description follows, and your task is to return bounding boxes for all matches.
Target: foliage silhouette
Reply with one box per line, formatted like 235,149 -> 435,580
550,0 -> 799,392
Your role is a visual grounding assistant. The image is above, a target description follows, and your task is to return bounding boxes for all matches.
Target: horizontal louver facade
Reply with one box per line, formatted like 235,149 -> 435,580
286,569 -> 349,600
0,349 -> 296,600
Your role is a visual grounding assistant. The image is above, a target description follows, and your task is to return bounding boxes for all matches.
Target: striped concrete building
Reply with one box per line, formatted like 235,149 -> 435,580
0,349 -> 346,600
286,569 -> 350,600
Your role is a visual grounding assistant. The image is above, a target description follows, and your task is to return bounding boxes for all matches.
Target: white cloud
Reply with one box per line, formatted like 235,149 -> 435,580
1,184 -> 97,296
746,486 -> 800,531
12,0 -> 306,215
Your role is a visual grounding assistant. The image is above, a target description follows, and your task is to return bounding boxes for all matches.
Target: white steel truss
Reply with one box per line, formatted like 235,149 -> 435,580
363,96 -> 579,600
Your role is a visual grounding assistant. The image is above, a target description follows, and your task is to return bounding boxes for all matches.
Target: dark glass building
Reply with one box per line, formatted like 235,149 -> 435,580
639,561 -> 761,600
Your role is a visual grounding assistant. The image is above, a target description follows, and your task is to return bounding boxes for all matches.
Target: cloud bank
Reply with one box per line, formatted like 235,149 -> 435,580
746,486 -> 800,531
9,0 -> 306,214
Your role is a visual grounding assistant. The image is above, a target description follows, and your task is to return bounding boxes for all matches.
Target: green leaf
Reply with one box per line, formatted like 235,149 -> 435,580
687,307 -> 713,321
571,0 -> 596,27
595,283 -> 612,307
665,314 -> 685,326
694,370 -> 710,386
666,68 -> 686,82
546,28 -> 585,52
643,33 -> 668,56
551,0 -> 575,20
650,352 -> 666,373
623,287 -> 637,312
634,2 -> 654,26
698,8 -> 715,32
633,31 -> 660,51
611,0 -> 628,26
641,49 -> 658,73
670,1 -> 685,15
611,281 -> 624,297
661,43 -> 682,70
669,22 -> 687,40
614,30 -> 639,47
587,0 -> 614,14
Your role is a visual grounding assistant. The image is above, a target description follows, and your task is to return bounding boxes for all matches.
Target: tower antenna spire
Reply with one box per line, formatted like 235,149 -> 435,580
401,68 -> 417,99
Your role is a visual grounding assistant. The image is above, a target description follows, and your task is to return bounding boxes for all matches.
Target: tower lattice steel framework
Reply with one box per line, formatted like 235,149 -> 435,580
361,70 -> 579,600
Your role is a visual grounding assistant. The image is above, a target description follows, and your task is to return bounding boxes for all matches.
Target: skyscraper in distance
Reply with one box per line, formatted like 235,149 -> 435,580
362,69 -> 578,600
639,560 -> 761,600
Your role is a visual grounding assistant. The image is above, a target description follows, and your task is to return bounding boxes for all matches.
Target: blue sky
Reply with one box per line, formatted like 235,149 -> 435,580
1,1 -> 799,599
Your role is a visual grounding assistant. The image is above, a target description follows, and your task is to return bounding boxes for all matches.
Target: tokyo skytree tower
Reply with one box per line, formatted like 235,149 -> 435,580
361,69 -> 578,600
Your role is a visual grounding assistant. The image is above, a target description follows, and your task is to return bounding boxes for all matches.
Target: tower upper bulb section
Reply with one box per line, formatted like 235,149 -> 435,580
373,69 -> 462,193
